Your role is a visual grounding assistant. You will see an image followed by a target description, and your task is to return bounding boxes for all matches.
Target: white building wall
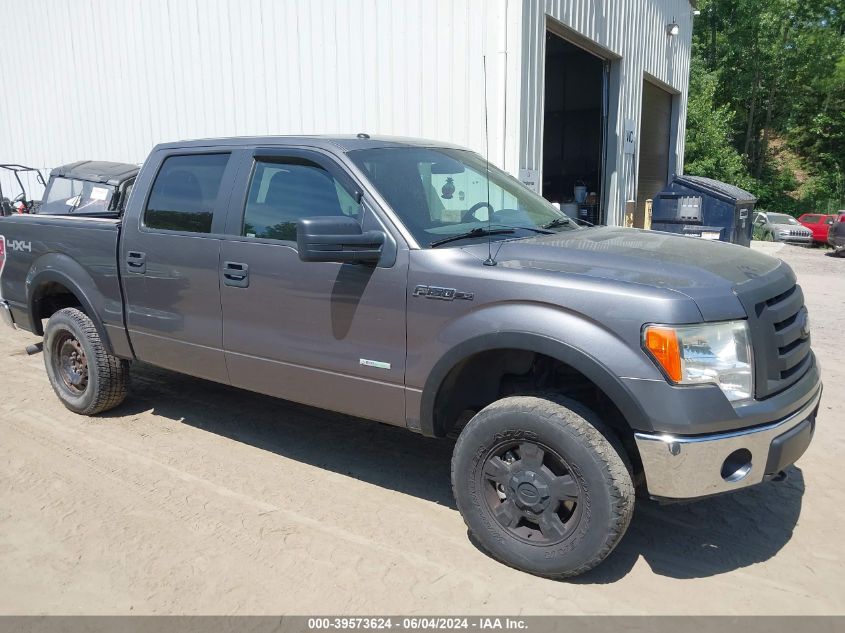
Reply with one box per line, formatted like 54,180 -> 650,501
0,0 -> 692,228
519,0 -> 694,226
0,0 -> 519,198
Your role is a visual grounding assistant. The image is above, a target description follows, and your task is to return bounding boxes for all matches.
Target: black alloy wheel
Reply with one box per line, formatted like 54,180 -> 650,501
481,440 -> 582,545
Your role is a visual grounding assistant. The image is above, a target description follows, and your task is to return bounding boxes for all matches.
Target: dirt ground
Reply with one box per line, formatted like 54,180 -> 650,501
1,244 -> 843,615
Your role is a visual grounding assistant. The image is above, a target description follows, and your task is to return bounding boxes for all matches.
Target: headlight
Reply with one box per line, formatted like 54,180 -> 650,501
643,321 -> 754,402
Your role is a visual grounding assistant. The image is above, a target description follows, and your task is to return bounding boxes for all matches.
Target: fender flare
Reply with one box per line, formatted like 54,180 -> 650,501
27,262 -> 115,355
418,331 -> 649,437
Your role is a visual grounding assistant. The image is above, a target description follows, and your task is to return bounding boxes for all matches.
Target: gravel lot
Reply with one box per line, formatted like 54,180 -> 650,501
1,244 -> 843,615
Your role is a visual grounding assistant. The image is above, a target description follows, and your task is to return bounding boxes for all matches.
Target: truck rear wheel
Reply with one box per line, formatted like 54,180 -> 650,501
43,308 -> 129,415
451,395 -> 634,578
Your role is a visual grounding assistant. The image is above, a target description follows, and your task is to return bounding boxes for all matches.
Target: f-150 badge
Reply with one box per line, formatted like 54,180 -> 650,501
413,285 -> 474,301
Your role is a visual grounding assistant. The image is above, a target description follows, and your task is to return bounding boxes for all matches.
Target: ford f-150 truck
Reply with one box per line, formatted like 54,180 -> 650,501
0,136 -> 822,578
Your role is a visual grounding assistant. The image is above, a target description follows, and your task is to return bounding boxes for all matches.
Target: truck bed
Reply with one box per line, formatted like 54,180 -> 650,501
0,213 -> 129,355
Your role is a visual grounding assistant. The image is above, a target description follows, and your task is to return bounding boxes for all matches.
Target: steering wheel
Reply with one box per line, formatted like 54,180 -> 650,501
461,201 -> 495,223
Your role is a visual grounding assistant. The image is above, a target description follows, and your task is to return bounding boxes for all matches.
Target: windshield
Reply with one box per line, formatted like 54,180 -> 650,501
348,147 -> 581,247
767,213 -> 799,225
39,177 -> 114,215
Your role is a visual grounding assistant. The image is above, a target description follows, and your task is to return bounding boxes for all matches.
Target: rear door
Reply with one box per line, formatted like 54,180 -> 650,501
120,148 -> 243,383
218,147 -> 409,425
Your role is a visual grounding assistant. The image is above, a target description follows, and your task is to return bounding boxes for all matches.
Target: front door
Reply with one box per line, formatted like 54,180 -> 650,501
219,148 -> 408,425
121,149 -> 242,383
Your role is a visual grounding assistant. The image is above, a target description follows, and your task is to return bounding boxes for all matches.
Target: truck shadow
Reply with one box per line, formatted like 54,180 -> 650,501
109,362 -> 459,509
570,466 -> 805,583
109,362 -> 804,582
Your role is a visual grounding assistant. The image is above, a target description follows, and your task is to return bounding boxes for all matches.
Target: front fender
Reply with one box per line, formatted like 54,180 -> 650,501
413,302 -> 661,437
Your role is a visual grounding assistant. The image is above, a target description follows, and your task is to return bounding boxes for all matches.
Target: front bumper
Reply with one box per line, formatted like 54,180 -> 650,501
634,386 -> 821,500
0,300 -> 15,329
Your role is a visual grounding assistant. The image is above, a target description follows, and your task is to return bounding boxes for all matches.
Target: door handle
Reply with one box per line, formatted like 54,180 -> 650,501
126,251 -> 146,274
222,261 -> 249,288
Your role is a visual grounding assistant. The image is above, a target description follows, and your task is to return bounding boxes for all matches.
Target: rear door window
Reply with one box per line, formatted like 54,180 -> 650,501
144,153 -> 231,233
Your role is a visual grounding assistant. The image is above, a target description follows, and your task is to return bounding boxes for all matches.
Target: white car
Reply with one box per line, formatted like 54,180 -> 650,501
753,211 -> 813,245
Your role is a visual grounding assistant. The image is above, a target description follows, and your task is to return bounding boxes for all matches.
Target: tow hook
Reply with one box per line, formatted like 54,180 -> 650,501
771,470 -> 789,483
25,342 -> 43,356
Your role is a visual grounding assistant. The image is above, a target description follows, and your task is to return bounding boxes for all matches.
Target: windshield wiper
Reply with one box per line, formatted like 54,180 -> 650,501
430,227 -> 515,248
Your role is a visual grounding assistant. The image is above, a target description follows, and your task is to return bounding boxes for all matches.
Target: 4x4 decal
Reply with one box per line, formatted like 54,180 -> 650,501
7,239 -> 31,253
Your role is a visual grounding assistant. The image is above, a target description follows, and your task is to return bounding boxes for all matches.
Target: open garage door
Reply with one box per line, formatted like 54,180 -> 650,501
635,80 -> 673,228
542,30 -> 608,225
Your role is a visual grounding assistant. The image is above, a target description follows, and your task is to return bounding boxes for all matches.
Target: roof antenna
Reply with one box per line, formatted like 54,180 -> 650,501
481,55 -> 496,267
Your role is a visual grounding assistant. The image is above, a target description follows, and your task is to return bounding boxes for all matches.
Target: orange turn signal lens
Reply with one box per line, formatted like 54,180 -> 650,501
644,326 -> 682,382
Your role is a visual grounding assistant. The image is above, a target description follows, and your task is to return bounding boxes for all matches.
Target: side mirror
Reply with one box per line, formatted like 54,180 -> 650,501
297,216 -> 385,264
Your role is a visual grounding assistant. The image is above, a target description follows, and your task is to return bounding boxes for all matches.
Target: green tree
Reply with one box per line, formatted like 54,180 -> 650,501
684,65 -> 752,188
688,0 -> 845,214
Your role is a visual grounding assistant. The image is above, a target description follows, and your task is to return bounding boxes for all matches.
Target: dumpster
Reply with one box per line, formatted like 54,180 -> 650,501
650,175 -> 757,247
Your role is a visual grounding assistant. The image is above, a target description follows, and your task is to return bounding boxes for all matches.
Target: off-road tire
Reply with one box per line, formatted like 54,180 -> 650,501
43,308 -> 129,415
451,395 -> 634,579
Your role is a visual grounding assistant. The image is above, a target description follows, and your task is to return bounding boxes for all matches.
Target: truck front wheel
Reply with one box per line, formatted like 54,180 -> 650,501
43,308 -> 130,415
451,395 -> 634,578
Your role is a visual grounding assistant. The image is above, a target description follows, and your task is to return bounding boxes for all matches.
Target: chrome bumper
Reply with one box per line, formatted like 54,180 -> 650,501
634,387 -> 821,499
0,300 -> 14,329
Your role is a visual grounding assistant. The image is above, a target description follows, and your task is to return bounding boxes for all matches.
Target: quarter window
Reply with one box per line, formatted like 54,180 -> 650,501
242,158 -> 358,241
144,153 -> 230,233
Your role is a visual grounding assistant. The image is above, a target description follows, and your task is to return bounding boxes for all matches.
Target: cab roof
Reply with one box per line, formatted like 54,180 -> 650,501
152,134 -> 468,154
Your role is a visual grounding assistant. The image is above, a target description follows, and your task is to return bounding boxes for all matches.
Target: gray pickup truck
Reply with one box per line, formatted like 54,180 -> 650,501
0,136 -> 822,578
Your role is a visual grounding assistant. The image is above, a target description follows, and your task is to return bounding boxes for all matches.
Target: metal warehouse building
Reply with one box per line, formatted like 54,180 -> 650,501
1,0 -> 693,227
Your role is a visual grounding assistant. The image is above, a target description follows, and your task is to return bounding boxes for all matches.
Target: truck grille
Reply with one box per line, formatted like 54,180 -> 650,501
751,284 -> 812,397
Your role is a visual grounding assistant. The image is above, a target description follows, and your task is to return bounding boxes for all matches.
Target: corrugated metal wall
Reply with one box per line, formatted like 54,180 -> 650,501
0,0 -> 692,228
519,0 -> 693,225
0,0 -> 522,198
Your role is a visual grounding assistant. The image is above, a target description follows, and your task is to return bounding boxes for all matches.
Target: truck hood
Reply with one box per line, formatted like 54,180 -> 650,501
461,227 -> 787,321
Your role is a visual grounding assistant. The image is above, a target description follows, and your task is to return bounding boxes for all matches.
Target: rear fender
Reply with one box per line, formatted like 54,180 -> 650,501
26,253 -> 116,355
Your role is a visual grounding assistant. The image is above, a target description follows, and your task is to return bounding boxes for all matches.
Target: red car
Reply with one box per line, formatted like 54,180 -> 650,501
798,213 -> 837,245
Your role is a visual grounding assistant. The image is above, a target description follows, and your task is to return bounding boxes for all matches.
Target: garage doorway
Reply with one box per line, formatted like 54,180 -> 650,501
542,30 -> 608,225
635,80 -> 673,228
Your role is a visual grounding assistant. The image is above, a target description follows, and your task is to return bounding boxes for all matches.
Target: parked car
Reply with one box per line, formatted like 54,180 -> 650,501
797,213 -> 837,246
753,211 -> 813,244
37,161 -> 139,217
828,212 -> 845,256
0,136 -> 821,579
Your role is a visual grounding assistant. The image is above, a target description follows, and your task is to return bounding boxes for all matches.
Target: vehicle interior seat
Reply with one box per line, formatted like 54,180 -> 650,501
263,165 -> 343,223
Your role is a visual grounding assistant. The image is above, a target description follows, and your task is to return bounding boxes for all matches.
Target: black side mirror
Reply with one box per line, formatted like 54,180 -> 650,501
297,216 -> 385,264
